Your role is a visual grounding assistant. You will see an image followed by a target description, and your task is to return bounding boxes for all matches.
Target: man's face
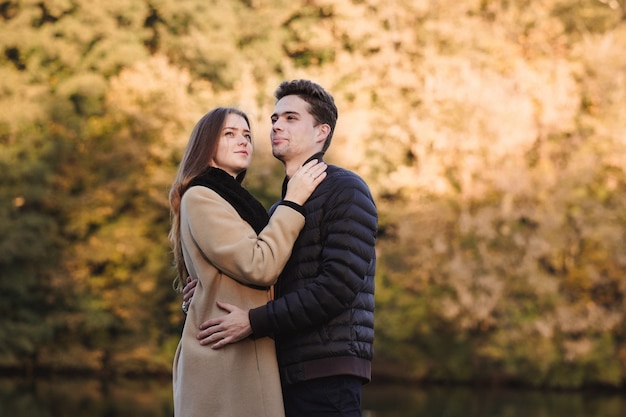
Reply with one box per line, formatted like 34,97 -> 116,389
270,95 -> 326,164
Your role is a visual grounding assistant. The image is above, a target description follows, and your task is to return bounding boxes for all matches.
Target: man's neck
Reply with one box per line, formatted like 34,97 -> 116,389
283,152 -> 325,178
284,159 -> 305,179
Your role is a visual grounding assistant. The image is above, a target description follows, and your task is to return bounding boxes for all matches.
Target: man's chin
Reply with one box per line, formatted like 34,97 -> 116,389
272,149 -> 287,161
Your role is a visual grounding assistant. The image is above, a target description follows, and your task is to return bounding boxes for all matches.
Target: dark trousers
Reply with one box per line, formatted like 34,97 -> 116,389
282,375 -> 363,417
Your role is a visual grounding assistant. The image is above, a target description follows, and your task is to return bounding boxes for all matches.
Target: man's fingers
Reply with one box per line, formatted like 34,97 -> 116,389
182,281 -> 197,303
198,325 -> 221,342
183,280 -> 197,293
211,340 -> 226,349
196,302 -> 248,348
216,300 -> 234,312
199,332 -> 220,346
211,336 -> 234,350
199,319 -> 220,331
197,329 -> 232,349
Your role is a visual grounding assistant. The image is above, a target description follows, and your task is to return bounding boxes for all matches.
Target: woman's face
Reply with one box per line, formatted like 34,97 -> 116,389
211,113 -> 253,177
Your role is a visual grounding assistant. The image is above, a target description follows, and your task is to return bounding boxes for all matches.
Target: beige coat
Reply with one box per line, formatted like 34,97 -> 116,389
173,186 -> 304,417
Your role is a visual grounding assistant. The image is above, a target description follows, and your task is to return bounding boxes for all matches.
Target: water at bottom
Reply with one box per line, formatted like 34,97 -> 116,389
0,376 -> 624,417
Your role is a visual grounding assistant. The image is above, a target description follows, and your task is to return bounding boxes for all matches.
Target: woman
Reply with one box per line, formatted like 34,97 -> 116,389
169,107 -> 326,417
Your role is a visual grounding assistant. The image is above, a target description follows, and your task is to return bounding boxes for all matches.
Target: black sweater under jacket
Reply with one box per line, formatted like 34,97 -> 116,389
249,154 -> 378,385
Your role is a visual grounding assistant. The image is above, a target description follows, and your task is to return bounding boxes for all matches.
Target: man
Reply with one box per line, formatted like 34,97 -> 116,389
190,79 -> 377,416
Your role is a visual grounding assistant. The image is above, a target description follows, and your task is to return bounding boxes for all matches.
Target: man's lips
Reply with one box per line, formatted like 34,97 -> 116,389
272,137 -> 288,144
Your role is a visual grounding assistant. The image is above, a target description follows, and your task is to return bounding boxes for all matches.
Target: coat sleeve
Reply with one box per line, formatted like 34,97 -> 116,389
249,174 -> 378,335
181,186 -> 305,287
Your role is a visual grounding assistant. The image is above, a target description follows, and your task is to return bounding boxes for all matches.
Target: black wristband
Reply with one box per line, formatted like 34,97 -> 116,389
279,200 -> 306,216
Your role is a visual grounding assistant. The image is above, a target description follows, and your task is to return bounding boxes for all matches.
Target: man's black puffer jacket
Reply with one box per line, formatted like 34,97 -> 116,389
249,155 -> 378,385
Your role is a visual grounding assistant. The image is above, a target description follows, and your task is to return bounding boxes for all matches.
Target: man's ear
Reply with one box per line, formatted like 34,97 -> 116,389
316,124 -> 331,145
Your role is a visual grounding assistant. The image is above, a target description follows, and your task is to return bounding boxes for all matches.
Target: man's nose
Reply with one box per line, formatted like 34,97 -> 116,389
272,120 -> 283,131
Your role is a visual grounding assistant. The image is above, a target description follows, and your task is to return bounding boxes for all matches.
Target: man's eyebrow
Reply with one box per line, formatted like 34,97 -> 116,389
271,111 -> 300,118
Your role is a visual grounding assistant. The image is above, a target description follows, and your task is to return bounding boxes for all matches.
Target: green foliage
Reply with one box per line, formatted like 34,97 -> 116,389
1,0 -> 625,388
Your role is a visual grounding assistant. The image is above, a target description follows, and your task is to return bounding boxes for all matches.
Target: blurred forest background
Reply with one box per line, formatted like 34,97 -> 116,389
1,0 -> 625,390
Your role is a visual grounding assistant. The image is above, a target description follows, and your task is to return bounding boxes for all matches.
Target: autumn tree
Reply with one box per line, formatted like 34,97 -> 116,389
1,0 -> 625,387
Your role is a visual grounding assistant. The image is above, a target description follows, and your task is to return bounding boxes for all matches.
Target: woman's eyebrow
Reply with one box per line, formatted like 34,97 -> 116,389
223,126 -> 251,133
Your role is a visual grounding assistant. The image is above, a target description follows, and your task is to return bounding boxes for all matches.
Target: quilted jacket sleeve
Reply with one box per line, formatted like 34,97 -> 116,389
249,172 -> 377,334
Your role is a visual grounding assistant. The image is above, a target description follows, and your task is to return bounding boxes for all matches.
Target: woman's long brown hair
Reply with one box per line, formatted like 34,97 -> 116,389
168,107 -> 250,291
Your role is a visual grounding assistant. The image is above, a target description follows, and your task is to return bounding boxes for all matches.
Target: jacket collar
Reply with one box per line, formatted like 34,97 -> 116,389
305,152 -> 325,165
281,152 -> 326,198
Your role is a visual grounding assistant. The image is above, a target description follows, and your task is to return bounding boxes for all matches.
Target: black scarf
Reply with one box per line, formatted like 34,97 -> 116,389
189,167 -> 269,234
